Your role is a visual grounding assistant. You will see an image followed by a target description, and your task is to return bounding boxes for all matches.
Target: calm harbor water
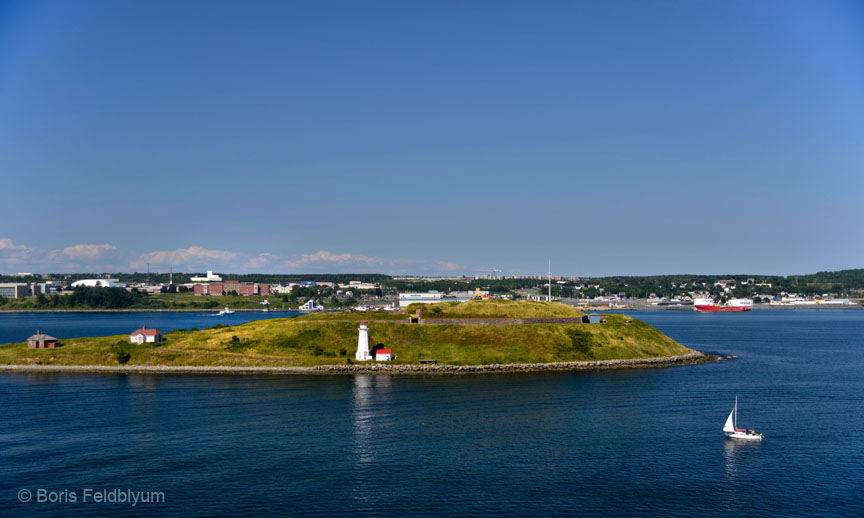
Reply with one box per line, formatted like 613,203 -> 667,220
1,311 -> 862,516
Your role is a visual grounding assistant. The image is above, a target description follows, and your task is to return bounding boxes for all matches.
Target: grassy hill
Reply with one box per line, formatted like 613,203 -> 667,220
0,302 -> 690,368
406,299 -> 586,319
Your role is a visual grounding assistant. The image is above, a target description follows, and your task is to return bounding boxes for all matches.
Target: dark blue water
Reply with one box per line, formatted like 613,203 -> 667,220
0,311 -> 296,344
1,311 -> 862,516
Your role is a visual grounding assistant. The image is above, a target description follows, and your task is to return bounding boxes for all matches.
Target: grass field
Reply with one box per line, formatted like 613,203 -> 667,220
0,302 -> 690,367
406,299 -> 587,319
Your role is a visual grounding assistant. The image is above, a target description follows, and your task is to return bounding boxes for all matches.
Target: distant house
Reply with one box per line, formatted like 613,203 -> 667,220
27,331 -> 60,349
129,326 -> 164,344
375,349 -> 393,361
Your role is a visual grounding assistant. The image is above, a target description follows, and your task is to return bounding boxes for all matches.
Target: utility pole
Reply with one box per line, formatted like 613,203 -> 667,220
547,260 -> 552,302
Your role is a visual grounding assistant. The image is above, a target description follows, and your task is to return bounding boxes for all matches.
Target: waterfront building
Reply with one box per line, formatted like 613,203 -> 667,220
129,327 -> 164,344
299,298 -> 324,311
0,283 -> 29,298
27,331 -> 60,349
375,349 -> 392,361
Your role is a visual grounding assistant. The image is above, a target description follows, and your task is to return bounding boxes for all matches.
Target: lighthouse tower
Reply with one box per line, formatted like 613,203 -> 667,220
355,321 -> 371,361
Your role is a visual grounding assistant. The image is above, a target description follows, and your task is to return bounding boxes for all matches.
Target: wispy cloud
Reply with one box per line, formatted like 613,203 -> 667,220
0,238 -> 30,251
48,244 -> 118,262
130,246 -> 241,270
0,238 -> 36,268
281,250 -> 385,270
245,252 -> 279,269
0,238 -> 470,275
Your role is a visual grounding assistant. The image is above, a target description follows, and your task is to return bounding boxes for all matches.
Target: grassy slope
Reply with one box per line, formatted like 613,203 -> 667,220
0,305 -> 690,368
407,299 -> 586,319
294,312 -> 408,321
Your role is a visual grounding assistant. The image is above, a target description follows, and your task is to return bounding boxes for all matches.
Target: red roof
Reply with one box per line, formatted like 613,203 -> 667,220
377,349 -> 391,355
131,328 -> 162,336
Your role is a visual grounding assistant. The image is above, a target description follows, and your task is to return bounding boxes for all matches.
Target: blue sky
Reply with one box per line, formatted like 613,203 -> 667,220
1,0 -> 862,276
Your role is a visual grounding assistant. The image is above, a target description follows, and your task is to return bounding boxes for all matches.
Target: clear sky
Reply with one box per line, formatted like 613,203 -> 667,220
1,0 -> 862,276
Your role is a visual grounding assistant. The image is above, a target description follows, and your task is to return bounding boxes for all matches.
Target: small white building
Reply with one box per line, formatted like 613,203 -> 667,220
375,349 -> 392,361
71,279 -> 121,288
299,299 -> 324,311
270,283 -> 298,294
339,281 -> 379,290
190,270 -> 222,282
130,326 -> 164,344
398,291 -> 473,308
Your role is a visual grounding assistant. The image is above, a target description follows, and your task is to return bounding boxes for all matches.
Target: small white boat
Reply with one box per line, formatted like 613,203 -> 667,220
723,396 -> 762,441
217,307 -> 235,316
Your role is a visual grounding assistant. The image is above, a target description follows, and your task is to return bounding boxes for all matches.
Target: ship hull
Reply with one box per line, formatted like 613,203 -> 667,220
694,305 -> 751,312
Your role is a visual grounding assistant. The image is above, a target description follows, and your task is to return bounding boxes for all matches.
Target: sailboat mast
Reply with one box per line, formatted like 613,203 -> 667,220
734,395 -> 738,428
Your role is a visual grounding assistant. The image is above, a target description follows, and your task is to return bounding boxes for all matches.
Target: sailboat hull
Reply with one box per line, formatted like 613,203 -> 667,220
725,431 -> 763,441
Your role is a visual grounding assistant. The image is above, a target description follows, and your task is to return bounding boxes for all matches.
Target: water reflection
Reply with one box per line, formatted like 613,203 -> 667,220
351,374 -> 392,465
722,437 -> 761,479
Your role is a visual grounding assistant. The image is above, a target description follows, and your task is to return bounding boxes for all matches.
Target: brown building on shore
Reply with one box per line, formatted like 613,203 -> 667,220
27,331 -> 61,349
192,282 -> 270,296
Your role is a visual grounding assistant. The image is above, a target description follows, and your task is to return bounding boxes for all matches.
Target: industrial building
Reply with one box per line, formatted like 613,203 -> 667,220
193,282 -> 270,296
0,283 -> 29,298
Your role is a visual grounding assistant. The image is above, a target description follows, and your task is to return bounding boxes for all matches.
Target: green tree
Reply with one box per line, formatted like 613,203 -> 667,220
116,350 -> 131,364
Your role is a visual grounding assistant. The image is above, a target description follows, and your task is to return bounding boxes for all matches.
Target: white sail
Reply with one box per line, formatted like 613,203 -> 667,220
723,408 -> 735,433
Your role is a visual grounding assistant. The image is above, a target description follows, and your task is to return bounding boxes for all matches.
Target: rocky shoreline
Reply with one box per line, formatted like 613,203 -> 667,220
0,351 -> 718,376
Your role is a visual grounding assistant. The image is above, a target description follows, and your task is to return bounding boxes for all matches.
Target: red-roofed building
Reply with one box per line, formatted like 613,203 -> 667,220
375,349 -> 392,361
130,326 -> 164,344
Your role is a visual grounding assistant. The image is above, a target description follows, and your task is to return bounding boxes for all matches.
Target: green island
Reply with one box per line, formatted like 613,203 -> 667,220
0,301 -> 708,373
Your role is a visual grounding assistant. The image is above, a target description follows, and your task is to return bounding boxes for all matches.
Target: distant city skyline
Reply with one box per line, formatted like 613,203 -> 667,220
2,1 -> 862,276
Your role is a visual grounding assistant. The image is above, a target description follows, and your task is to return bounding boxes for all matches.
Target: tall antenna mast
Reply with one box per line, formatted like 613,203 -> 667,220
547,260 -> 552,302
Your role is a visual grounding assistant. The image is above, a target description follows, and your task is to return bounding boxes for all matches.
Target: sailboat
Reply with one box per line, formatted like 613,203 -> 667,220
723,396 -> 763,441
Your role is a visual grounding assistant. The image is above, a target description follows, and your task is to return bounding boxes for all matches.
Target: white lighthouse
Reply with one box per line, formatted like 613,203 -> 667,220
355,320 -> 371,361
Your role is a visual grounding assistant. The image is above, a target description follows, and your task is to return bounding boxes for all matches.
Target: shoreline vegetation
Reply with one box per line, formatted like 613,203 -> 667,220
0,301 -> 709,373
